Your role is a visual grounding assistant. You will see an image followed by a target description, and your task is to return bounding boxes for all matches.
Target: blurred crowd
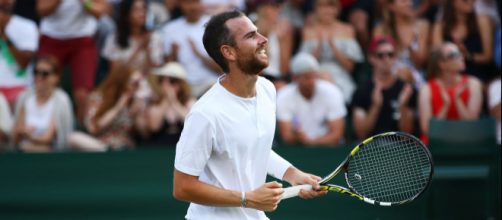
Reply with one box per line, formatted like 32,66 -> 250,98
0,0 -> 500,152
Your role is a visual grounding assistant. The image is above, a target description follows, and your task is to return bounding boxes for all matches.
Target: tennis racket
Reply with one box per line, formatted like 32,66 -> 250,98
281,131 -> 433,206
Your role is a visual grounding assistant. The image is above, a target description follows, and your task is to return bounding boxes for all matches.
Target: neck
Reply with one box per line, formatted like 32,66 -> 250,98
36,88 -> 54,102
373,70 -> 395,88
131,27 -> 143,36
394,14 -> 413,25
439,71 -> 459,86
455,11 -> 467,23
318,19 -> 335,27
220,70 -> 258,98
299,87 -> 314,100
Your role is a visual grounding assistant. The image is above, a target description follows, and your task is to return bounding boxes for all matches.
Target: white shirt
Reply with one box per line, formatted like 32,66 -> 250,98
40,0 -> 97,38
102,31 -> 164,67
488,79 -> 501,144
0,15 -> 38,87
24,95 -> 56,138
277,80 -> 347,139
161,16 -> 219,86
0,94 -> 12,135
175,76 -> 291,220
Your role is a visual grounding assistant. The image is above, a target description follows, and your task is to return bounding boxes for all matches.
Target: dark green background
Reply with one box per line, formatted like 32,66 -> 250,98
0,145 -> 499,220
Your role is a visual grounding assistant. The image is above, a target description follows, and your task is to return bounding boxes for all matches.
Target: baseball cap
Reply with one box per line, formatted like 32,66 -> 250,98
290,52 -> 320,75
368,36 -> 397,54
152,62 -> 187,80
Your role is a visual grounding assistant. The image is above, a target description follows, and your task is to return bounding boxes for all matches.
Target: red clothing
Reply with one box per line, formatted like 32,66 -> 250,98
429,75 -> 470,119
421,75 -> 470,144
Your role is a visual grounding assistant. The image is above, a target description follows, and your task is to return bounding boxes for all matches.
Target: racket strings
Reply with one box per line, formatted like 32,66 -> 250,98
347,134 -> 431,203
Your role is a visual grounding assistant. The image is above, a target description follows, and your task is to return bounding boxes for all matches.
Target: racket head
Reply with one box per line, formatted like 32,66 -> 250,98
344,132 -> 433,206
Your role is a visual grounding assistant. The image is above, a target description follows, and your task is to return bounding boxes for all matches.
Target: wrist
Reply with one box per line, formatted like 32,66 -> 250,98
240,191 -> 248,208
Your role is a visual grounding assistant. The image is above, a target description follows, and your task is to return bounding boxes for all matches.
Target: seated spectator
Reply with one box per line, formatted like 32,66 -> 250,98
488,77 -> 500,145
0,0 -> 39,109
432,0 -> 493,82
254,0 -> 294,79
351,37 -> 416,140
161,0 -> 221,98
418,42 -> 483,144
103,0 -> 163,72
69,65 -> 143,151
0,93 -> 13,151
373,0 -> 428,88
277,53 -> 346,146
140,62 -> 195,146
300,0 -> 364,103
37,0 -> 109,124
11,55 -> 74,152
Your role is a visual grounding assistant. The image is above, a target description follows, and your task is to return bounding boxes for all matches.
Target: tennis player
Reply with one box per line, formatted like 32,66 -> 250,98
173,10 -> 327,219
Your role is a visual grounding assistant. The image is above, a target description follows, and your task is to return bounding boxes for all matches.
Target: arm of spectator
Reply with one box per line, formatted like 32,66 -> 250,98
398,84 -> 414,134
352,85 -> 383,139
36,0 -> 61,17
278,120 -> 297,144
413,0 -> 430,17
278,20 -> 293,75
409,20 -> 430,68
24,120 -> 57,146
328,27 -> 356,73
3,39 -> 34,69
431,22 -> 443,47
86,93 -> 132,134
188,39 -> 222,73
11,106 -> 26,145
455,77 -> 483,119
418,84 -> 433,136
471,15 -> 493,64
308,118 -> 345,146
80,0 -> 110,18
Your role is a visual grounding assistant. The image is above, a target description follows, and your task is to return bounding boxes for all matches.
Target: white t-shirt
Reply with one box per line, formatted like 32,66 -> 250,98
175,76 -> 291,220
0,15 -> 38,87
40,0 -> 97,38
161,16 -> 218,86
102,31 -> 164,67
24,94 -> 56,138
277,80 -> 347,139
488,79 -> 501,144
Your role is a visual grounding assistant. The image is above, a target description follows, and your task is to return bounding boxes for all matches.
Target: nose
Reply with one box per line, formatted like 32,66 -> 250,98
257,32 -> 268,46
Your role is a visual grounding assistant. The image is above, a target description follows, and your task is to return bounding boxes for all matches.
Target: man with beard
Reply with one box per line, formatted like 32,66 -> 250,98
172,11 -> 327,219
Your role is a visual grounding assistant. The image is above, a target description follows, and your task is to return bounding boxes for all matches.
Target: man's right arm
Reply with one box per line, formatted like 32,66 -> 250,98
36,0 -> 61,17
173,170 -> 284,212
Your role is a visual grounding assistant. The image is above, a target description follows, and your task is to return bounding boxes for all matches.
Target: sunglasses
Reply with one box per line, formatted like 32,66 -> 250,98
443,50 -> 462,60
33,69 -> 54,78
375,51 -> 395,59
161,77 -> 181,84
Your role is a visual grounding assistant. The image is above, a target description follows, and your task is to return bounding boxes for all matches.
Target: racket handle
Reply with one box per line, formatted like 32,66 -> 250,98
281,184 -> 313,200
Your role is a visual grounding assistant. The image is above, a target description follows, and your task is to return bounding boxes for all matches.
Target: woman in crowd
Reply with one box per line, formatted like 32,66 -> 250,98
254,0 -> 294,79
140,62 -> 194,146
300,0 -> 364,103
418,43 -> 483,144
432,0 -> 493,82
69,65 -> 144,151
11,56 -> 74,152
373,0 -> 429,88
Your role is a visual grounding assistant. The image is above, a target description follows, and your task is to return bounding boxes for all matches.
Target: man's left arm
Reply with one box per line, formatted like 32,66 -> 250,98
268,150 -> 328,199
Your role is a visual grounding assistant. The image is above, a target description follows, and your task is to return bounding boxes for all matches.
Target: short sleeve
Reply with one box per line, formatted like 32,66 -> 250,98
6,17 -> 39,51
174,111 -> 214,176
102,34 -> 118,60
276,87 -> 293,122
267,150 -> 292,180
326,85 -> 347,120
488,79 -> 501,108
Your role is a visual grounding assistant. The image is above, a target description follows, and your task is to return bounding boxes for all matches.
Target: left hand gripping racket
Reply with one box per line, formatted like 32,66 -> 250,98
281,132 -> 433,206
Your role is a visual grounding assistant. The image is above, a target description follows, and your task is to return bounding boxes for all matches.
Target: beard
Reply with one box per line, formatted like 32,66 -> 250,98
236,49 -> 269,75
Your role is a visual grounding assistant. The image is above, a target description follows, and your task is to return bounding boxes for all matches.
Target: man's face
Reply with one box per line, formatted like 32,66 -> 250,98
226,16 -> 269,75
295,71 -> 317,94
370,43 -> 396,73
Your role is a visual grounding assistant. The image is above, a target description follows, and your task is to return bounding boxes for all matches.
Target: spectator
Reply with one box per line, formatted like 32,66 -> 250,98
0,0 -> 39,109
103,0 -> 163,71
414,0 -> 441,23
345,0 -> 382,49
254,0 -> 294,78
432,0 -> 494,82
0,93 -> 12,150
300,0 -> 364,103
351,37 -> 416,140
141,62 -> 195,146
475,0 -> 500,28
161,0 -> 221,98
418,42 -> 483,143
36,0 -> 109,124
201,0 -> 245,15
277,53 -> 346,146
279,0 -> 307,30
11,55 -> 74,152
488,77 -> 500,145
373,0 -> 428,88
69,65 -> 143,151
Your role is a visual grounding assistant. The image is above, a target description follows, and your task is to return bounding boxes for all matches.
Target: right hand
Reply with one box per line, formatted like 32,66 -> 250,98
372,83 -> 384,108
116,92 -> 133,109
246,181 -> 284,212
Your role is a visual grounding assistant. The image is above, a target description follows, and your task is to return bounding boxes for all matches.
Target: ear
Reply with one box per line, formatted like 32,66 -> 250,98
221,45 -> 236,62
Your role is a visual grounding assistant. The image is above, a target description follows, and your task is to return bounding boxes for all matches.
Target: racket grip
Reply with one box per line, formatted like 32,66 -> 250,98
281,184 -> 313,200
